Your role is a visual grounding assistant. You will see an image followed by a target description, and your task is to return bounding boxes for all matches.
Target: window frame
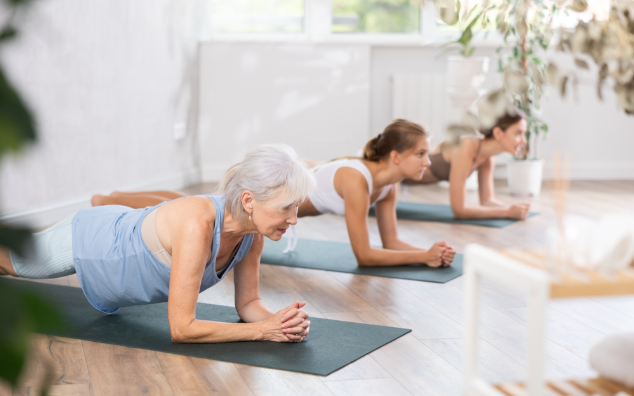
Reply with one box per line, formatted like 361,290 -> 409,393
204,0 -> 506,47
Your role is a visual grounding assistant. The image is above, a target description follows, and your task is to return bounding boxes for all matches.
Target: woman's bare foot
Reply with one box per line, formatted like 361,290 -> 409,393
91,194 -> 107,207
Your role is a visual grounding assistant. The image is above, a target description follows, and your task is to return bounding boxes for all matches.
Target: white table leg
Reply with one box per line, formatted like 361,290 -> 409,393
464,261 -> 482,396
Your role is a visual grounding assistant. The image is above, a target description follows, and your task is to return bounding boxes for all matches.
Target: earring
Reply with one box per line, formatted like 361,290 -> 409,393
249,214 -> 252,221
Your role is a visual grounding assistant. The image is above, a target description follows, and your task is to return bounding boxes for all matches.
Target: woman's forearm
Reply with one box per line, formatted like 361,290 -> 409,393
171,299 -> 277,343
356,247 -> 429,267
236,299 -> 275,323
383,239 -> 423,252
481,198 -> 505,207
452,205 -> 510,219
171,319 -> 265,343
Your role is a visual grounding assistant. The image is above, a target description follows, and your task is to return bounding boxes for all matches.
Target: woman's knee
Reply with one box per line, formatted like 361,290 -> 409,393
0,247 -> 18,277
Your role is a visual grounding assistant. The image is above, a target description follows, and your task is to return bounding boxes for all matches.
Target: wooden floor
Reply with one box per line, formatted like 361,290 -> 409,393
3,180 -> 634,396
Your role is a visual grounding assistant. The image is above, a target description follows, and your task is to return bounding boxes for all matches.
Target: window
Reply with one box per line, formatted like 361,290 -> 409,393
331,0 -> 421,33
210,0 -> 304,33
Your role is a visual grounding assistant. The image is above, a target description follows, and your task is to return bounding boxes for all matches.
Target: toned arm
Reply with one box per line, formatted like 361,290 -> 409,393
164,198 -> 309,343
338,168 -> 448,267
477,157 -> 505,206
166,198 -> 263,343
449,143 -> 515,219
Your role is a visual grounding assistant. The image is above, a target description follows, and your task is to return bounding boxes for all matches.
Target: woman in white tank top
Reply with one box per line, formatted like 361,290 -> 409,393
295,120 -> 455,268
91,120 -> 456,268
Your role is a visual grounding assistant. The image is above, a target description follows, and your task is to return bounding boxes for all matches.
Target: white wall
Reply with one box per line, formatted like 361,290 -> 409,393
371,46 -> 634,180
538,82 -> 634,179
198,43 -> 371,181
0,0 -> 211,226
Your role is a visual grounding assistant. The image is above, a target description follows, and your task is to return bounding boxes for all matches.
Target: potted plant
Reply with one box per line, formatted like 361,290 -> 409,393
439,0 -> 495,115
496,0 -> 557,196
451,0 -> 558,196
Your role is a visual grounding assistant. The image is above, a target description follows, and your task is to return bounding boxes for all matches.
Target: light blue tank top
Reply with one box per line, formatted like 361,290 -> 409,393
72,194 -> 253,314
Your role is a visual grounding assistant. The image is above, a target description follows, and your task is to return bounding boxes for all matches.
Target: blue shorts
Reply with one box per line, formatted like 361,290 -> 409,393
10,214 -> 76,279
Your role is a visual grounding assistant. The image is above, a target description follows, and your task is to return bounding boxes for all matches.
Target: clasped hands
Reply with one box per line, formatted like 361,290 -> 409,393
261,300 -> 310,343
426,241 -> 456,268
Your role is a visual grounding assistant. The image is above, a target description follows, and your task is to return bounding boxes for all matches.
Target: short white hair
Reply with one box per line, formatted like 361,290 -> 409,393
219,144 -> 316,223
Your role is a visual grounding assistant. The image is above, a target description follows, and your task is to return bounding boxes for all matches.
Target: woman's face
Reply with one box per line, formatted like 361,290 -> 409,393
496,119 -> 528,155
396,136 -> 431,181
250,191 -> 299,241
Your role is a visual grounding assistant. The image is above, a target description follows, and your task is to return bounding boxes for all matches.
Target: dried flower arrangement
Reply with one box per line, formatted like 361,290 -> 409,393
552,0 -> 634,114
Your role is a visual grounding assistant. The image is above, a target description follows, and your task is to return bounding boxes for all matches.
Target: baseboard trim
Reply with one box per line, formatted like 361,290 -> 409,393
1,169 -> 199,229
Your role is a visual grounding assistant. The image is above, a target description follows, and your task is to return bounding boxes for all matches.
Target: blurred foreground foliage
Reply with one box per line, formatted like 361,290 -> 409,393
0,0 -> 65,393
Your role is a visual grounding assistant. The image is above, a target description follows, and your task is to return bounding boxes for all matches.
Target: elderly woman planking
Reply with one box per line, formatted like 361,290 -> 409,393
0,145 -> 314,344
92,121 -> 457,268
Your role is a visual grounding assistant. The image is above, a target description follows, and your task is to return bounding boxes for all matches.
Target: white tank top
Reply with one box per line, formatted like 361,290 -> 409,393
308,159 -> 392,216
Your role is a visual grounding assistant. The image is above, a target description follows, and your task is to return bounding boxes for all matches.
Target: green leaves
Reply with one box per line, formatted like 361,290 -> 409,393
0,225 -> 32,257
0,26 -> 17,42
0,1 -> 60,394
442,2 -> 491,58
0,279 -> 65,386
0,67 -> 36,157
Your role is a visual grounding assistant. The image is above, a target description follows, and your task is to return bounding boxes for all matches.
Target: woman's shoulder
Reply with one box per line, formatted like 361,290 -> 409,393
334,162 -> 371,193
451,136 -> 482,155
160,195 -> 217,225
339,160 -> 371,180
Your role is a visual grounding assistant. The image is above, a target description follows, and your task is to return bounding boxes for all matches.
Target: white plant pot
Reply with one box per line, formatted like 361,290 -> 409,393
506,159 -> 544,197
446,56 -> 490,113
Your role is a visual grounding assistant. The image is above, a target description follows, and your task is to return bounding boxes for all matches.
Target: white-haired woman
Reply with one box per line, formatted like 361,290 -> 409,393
0,145 -> 314,344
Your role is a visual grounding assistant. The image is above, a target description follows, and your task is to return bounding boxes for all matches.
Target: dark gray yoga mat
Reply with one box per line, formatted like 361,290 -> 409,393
369,201 -> 537,228
261,238 -> 463,283
15,280 -> 410,376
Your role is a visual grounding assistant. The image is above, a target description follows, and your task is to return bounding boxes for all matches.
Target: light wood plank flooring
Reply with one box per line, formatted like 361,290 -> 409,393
2,180 -> 634,396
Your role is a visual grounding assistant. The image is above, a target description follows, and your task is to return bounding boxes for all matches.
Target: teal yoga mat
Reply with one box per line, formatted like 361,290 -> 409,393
369,201 -> 537,228
12,280 -> 410,376
261,238 -> 463,283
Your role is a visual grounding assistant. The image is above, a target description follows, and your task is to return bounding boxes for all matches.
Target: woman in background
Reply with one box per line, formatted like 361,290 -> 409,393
408,111 -> 532,220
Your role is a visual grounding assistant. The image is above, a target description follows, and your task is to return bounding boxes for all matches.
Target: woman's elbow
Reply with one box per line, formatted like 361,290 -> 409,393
451,207 -> 467,219
169,323 -> 190,343
355,252 -> 377,267
170,331 -> 187,343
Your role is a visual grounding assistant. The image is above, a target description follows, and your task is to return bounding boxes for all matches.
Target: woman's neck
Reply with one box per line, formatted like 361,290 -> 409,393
221,209 -> 254,239
478,138 -> 506,160
363,159 -> 404,189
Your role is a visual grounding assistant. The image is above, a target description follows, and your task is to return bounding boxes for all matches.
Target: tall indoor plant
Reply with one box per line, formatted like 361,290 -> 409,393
495,0 -> 556,196
448,0 -> 558,195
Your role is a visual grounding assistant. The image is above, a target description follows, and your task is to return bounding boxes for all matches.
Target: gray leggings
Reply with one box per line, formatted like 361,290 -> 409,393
10,214 -> 76,279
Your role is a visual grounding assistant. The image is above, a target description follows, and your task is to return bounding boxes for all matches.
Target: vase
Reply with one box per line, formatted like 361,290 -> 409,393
506,159 -> 544,197
446,56 -> 490,116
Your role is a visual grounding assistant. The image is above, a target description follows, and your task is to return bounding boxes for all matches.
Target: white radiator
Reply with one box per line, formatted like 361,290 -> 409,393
391,73 -> 456,143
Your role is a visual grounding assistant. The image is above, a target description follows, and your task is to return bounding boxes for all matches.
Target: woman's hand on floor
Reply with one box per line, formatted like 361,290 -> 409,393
260,301 -> 310,343
423,242 -> 454,268
507,203 -> 531,220
441,244 -> 456,267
